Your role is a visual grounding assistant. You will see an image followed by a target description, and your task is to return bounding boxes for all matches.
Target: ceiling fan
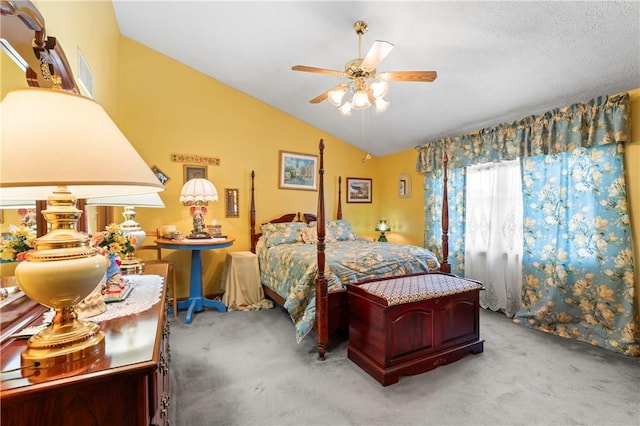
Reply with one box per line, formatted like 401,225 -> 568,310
292,21 -> 437,115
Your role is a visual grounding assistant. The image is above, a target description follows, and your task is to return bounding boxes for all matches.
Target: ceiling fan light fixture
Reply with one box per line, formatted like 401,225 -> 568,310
338,102 -> 352,116
351,90 -> 371,110
374,98 -> 390,112
293,21 -> 436,116
369,80 -> 389,99
328,88 -> 346,107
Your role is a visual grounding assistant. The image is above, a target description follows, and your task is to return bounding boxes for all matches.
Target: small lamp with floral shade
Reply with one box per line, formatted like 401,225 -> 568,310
179,178 -> 219,238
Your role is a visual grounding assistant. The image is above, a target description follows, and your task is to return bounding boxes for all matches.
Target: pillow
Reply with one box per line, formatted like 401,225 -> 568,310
328,220 -> 357,241
261,222 -> 306,247
305,221 -> 337,243
300,226 -> 318,244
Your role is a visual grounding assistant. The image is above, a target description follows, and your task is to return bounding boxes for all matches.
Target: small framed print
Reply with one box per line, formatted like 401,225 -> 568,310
151,165 -> 170,185
184,165 -> 207,183
279,150 -> 318,191
399,173 -> 412,198
346,177 -> 372,203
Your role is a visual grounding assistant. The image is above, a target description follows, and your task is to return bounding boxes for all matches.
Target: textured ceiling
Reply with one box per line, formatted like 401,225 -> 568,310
112,1 -> 640,157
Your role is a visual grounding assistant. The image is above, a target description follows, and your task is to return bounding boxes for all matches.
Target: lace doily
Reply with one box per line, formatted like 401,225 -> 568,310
18,275 -> 164,337
89,274 -> 164,322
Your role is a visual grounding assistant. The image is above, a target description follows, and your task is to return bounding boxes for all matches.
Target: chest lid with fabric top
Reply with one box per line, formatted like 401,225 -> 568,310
350,272 -> 484,306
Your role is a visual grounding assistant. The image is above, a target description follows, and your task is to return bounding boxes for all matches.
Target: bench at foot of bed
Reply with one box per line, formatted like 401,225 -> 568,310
347,272 -> 485,386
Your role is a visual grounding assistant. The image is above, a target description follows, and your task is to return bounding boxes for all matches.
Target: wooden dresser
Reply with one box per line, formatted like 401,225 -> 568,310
0,276 -> 170,426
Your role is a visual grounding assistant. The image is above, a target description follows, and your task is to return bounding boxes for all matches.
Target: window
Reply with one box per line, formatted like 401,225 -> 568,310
464,160 -> 523,317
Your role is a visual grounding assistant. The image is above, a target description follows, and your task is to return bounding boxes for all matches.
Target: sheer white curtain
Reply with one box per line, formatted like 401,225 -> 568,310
464,160 -> 523,317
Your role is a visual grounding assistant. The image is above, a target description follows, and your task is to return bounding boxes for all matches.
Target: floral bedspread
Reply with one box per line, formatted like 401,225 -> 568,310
256,238 -> 440,342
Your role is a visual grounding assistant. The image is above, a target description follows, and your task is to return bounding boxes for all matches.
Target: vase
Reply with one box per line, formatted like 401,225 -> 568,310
106,253 -> 121,280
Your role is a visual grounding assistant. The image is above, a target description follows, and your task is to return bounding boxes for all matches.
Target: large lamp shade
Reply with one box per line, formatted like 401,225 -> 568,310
0,88 -> 164,200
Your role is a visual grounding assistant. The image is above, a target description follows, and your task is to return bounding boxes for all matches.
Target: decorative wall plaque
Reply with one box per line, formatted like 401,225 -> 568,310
171,153 -> 220,166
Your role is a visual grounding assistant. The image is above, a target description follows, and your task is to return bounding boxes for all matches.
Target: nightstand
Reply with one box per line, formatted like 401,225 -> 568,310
222,251 -> 272,311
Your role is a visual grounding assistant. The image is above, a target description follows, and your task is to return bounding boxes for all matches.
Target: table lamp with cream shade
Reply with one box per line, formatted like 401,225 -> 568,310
86,192 -> 165,274
0,88 -> 164,370
179,178 -> 219,239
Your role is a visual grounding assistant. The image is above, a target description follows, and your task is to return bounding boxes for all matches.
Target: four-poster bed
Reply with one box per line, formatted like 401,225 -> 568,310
250,139 -> 452,360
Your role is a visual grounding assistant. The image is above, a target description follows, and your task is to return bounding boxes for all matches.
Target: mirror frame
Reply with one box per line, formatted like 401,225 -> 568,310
225,188 -> 239,218
1,0 -> 79,92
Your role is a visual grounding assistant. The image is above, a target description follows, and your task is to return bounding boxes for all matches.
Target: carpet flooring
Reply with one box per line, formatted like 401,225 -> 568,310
168,306 -> 640,426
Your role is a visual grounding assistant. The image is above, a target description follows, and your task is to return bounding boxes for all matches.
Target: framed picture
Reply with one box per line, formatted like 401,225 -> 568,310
346,177 -> 372,203
184,164 -> 207,183
151,165 -> 170,185
399,173 -> 412,198
278,150 -> 318,191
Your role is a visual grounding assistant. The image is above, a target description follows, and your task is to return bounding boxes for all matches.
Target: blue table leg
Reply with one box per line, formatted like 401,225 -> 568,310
202,298 -> 227,312
176,298 -> 195,323
176,248 -> 227,324
186,299 -> 197,324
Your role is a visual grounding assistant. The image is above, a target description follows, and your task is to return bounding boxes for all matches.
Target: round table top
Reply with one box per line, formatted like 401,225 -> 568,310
155,237 -> 235,249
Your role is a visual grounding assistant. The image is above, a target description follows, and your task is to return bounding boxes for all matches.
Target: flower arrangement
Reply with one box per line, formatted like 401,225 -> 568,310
0,224 -> 36,261
90,223 -> 137,256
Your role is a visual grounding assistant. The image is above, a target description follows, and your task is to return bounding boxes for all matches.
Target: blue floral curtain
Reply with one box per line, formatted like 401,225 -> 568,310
423,166 -> 466,275
416,92 -> 630,172
416,92 -> 638,355
517,144 -> 637,355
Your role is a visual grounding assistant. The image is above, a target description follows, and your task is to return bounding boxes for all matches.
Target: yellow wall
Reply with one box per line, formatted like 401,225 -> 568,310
626,88 -> 640,307
33,0 -> 121,115
373,149 -> 424,246
1,50 -> 28,95
0,51 -> 27,235
117,37 -> 381,297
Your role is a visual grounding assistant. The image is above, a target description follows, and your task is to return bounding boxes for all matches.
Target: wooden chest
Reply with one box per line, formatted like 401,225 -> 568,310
347,272 -> 484,386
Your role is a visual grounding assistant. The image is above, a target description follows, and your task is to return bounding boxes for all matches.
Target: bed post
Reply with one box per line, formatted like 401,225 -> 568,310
337,176 -> 343,220
250,170 -> 257,253
316,139 -> 328,360
440,152 -> 451,273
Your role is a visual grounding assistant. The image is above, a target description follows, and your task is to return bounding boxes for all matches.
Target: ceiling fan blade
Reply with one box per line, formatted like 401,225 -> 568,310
360,40 -> 394,70
378,71 -> 438,82
309,91 -> 330,104
292,65 -> 344,77
309,84 -> 348,104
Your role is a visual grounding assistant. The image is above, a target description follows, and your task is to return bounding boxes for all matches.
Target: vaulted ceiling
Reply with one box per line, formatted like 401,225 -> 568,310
113,1 -> 640,157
